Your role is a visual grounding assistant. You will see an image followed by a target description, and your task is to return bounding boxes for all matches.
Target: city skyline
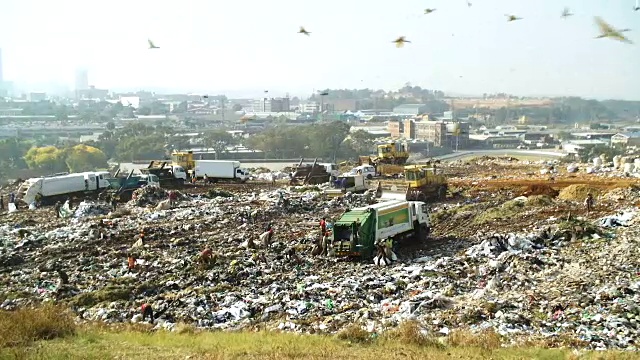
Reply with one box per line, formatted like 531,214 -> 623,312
1,0 -> 639,100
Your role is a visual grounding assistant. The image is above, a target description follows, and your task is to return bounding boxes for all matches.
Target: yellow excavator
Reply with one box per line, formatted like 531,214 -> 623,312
359,142 -> 410,176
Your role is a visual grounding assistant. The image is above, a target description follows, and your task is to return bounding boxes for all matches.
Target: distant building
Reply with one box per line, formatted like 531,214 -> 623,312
28,92 -> 47,102
562,139 -> 608,154
390,119 -> 469,148
301,102 -> 319,113
325,99 -> 359,112
611,132 -> 640,147
77,86 -> 109,100
75,69 -> 89,95
393,104 -> 428,115
119,96 -> 140,109
253,97 -> 290,112
0,48 -> 3,85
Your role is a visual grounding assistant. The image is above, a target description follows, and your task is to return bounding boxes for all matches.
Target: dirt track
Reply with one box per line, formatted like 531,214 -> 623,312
450,177 -> 640,190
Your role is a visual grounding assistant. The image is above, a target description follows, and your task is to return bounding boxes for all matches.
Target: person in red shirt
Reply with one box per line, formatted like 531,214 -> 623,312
266,224 -> 274,244
320,217 -> 327,234
141,303 -> 154,322
168,191 -> 178,208
199,246 -> 214,266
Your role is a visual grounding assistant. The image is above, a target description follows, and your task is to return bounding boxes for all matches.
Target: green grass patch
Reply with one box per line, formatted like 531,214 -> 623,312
473,200 -> 526,225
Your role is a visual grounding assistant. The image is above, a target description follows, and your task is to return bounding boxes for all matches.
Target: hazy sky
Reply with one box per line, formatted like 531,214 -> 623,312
1,0 -> 639,99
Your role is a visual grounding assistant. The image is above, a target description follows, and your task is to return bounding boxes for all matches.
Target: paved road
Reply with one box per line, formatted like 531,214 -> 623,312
434,149 -> 566,161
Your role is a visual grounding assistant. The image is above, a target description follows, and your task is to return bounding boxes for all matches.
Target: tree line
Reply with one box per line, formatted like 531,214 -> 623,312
0,121 -> 379,182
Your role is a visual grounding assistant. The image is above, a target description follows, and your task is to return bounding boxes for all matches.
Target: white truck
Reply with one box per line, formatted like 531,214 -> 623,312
17,171 -> 111,206
192,160 -> 250,182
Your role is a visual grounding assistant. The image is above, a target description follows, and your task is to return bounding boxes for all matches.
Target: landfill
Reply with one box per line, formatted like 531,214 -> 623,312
1,156 -> 640,350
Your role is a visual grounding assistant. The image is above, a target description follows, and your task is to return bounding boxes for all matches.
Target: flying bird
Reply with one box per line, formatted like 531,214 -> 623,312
561,7 -> 573,19
634,0 -> 639,11
505,14 -> 522,22
594,16 -> 633,44
298,27 -> 311,36
392,36 -> 411,48
424,8 -> 436,14
148,39 -> 160,49
466,0 -> 472,7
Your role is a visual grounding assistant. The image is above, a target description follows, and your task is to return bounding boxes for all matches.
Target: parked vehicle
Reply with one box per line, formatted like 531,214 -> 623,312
324,175 -> 368,198
192,160 -> 250,182
319,163 -> 339,178
345,165 -> 376,179
100,171 -> 160,202
139,161 -> 187,188
330,200 -> 430,258
17,172 -> 111,206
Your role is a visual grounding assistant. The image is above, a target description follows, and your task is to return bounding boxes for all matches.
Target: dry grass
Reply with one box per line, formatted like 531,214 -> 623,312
448,329 -> 502,350
336,324 -> 372,343
384,320 -> 443,348
0,303 -> 76,348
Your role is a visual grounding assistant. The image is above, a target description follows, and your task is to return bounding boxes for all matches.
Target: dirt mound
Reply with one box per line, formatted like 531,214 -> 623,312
522,184 -> 559,198
558,184 -> 599,201
526,195 -> 554,207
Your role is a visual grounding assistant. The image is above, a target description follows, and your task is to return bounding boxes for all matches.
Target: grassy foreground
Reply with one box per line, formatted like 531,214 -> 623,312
1,305 -> 640,360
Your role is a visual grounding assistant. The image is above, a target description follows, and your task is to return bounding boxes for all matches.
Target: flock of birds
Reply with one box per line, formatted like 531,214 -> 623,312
146,2 -> 639,50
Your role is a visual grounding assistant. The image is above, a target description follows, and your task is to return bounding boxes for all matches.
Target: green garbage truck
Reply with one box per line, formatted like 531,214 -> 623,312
330,199 -> 430,258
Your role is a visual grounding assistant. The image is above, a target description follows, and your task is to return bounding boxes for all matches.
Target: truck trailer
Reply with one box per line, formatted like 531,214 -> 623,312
18,172 -> 111,206
330,199 -> 430,258
192,160 -> 250,182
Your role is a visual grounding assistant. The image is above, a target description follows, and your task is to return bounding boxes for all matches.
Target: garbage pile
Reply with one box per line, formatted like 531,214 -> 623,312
1,182 -> 640,350
129,186 -> 171,207
72,201 -> 112,220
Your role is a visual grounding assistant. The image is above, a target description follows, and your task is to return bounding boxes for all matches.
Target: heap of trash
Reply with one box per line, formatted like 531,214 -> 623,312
0,184 -> 639,351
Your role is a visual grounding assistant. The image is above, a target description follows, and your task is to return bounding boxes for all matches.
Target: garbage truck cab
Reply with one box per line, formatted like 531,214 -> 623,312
330,200 -> 430,258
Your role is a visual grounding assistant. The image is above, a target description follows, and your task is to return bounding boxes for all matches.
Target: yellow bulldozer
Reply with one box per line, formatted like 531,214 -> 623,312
359,142 -> 410,177
404,165 -> 447,201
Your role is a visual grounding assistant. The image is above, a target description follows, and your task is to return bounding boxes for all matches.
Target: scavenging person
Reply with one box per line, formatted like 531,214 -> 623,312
111,195 -> 118,212
168,191 -> 178,208
199,246 -> 215,267
141,303 -> 154,322
57,269 -> 69,286
319,217 -> 327,234
54,201 -> 62,218
375,240 -> 389,266
585,193 -> 595,213
260,223 -> 274,247
127,254 -> 136,273
285,246 -> 302,264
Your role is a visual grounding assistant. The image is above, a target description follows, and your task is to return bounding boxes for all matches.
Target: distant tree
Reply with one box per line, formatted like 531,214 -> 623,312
231,104 -> 243,112
106,121 -> 116,131
203,130 -> 235,159
172,101 -> 188,114
349,130 -> 376,154
64,144 -> 108,172
24,146 -> 67,173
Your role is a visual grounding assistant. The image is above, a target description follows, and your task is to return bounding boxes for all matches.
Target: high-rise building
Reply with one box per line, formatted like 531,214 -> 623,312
0,48 -> 4,84
75,69 -> 89,91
